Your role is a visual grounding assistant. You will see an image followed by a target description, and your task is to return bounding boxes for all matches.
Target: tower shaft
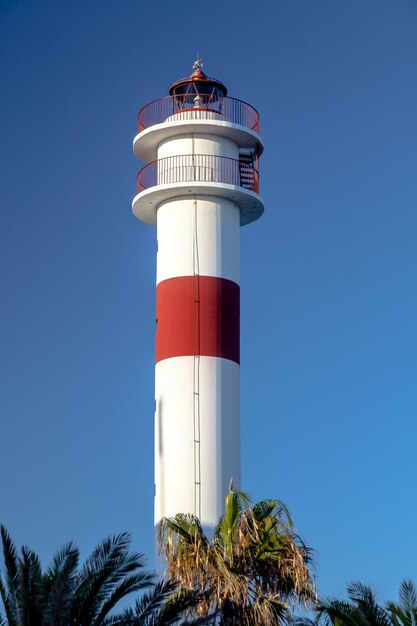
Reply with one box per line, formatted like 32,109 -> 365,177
132,63 -> 264,531
155,192 -> 241,528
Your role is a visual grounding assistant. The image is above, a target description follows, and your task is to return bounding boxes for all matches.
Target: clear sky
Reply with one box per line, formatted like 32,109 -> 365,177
1,0 -> 417,605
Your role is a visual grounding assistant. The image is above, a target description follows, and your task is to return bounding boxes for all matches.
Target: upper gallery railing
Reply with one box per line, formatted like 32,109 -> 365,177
138,95 -> 259,133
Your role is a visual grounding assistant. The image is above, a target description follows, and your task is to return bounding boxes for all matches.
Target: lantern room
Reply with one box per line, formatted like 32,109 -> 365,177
169,56 -> 227,110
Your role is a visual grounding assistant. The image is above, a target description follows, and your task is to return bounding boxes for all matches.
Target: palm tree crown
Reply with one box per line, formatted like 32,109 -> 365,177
388,580 -> 417,626
318,580 -> 417,626
0,524 -> 194,626
158,486 -> 317,625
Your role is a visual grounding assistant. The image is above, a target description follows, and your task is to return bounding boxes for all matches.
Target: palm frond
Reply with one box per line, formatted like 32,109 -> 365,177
318,598 -> 369,626
399,582 -> 417,615
253,499 -> 293,529
93,570 -> 156,625
72,532 -> 147,625
388,604 -> 409,626
214,489 -> 242,559
347,582 -> 377,607
0,577 -> 15,626
158,515 -> 205,547
16,546 -> 43,626
397,581 -> 417,626
130,579 -> 176,623
42,541 -> 79,592
0,525 -> 19,623
233,486 -> 253,512
387,581 -> 417,626
42,542 -> 79,626
346,582 -> 391,626
141,585 -> 200,625
101,581 -> 202,626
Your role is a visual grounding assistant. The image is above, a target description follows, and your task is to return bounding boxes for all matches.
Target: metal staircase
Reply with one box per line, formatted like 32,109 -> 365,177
239,149 -> 257,191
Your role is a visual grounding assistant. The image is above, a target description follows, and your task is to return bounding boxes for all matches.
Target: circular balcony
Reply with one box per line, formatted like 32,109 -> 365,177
132,154 -> 264,227
134,96 -> 263,162
138,95 -> 259,133
132,154 -> 264,226
138,154 -> 259,194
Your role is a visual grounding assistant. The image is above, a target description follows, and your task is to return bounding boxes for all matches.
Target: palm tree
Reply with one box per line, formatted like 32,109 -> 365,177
387,580 -> 417,626
318,582 -> 392,626
0,525 -> 197,626
158,486 -> 317,625
317,580 -> 417,626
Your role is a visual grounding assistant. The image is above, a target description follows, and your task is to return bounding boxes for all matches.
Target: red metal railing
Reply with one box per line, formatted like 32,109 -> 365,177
138,95 -> 259,133
137,154 -> 259,195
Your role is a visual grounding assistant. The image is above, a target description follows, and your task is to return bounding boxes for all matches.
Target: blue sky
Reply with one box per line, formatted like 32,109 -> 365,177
1,0 -> 417,604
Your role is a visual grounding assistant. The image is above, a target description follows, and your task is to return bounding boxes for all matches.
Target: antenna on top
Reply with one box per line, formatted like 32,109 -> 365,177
193,54 -> 203,72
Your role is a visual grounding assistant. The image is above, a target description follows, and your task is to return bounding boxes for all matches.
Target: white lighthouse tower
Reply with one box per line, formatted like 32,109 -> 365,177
132,59 -> 264,532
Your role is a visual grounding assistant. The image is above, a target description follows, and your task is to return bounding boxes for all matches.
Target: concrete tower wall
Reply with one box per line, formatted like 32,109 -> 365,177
158,134 -> 239,160
155,189 -> 241,527
156,197 -> 240,284
155,357 -> 240,528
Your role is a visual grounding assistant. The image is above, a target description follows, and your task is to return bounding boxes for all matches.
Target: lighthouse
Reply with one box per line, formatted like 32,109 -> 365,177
132,58 -> 264,532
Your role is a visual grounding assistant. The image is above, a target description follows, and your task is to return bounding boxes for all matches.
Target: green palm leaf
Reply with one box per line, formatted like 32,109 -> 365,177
0,578 -> 15,626
72,532 -> 146,624
16,546 -> 43,626
0,526 -> 19,625
42,542 -> 79,626
94,570 -> 156,625
158,515 -> 205,546
253,499 -> 293,528
387,580 -> 417,626
346,582 -> 392,626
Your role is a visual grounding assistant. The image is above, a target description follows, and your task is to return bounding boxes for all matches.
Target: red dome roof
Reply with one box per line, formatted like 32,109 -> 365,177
169,60 -> 227,97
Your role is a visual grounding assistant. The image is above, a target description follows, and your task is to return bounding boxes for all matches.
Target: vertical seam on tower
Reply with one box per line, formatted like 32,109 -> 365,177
192,195 -> 201,520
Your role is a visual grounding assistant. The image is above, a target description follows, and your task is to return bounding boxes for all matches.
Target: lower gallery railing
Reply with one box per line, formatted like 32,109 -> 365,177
137,154 -> 259,194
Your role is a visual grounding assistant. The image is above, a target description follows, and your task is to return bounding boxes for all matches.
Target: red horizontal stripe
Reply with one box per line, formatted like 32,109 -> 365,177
156,276 -> 240,364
